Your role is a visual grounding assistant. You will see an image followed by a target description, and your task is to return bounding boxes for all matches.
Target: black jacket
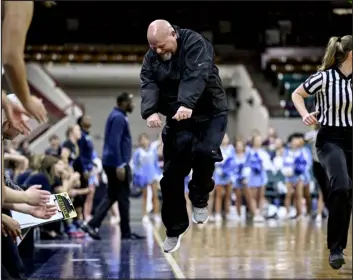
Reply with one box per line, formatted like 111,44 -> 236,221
140,26 -> 228,121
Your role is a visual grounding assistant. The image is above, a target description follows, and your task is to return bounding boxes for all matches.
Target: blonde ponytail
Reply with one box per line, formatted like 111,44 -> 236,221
318,35 -> 353,71
318,37 -> 340,71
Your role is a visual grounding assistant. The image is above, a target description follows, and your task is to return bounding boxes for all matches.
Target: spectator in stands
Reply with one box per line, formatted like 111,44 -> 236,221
24,155 -> 82,239
17,139 -> 31,159
77,115 -> 96,222
61,125 -> 81,167
45,134 -> 62,158
61,125 -> 89,227
24,155 -> 66,192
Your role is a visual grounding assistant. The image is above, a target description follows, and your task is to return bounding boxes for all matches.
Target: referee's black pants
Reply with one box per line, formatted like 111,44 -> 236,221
160,115 -> 227,237
316,126 -> 352,250
312,161 -> 329,206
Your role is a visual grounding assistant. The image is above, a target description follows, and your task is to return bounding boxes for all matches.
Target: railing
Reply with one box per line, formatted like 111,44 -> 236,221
24,44 -> 222,64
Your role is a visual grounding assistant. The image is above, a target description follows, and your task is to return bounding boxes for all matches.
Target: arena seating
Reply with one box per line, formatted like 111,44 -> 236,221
264,56 -> 320,117
25,45 -> 222,64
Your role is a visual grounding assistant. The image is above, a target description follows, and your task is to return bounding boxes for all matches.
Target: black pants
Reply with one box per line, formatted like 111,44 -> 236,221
1,210 -> 26,277
316,126 -> 352,250
89,165 -> 131,236
312,160 -> 329,206
2,264 -> 15,280
161,115 -> 227,237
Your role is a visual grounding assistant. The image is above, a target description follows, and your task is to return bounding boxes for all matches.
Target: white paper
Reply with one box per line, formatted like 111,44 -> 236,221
11,195 -> 64,230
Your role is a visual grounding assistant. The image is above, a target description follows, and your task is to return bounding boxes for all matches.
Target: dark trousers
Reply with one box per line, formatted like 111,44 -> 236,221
160,115 -> 227,237
89,165 -> 131,236
1,210 -> 26,277
316,126 -> 352,250
312,160 -> 329,206
2,264 -> 15,280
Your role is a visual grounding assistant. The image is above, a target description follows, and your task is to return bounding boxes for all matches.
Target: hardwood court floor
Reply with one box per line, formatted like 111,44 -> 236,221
157,219 -> 352,279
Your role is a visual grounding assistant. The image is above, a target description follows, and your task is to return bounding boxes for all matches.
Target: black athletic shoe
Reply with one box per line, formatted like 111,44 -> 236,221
329,248 -> 345,270
121,232 -> 146,240
81,223 -> 101,240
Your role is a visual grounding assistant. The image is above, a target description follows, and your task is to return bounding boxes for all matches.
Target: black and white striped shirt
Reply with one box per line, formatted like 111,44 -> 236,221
303,67 -> 352,127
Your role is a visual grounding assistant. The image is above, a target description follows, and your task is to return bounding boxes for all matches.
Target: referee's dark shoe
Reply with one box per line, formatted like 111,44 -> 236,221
81,223 -> 101,240
329,248 -> 345,270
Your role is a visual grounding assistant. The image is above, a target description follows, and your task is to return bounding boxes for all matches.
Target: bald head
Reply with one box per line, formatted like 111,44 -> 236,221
147,20 -> 173,45
147,20 -> 178,60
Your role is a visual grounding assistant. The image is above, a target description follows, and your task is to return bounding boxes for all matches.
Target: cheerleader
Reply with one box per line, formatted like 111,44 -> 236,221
132,133 -> 161,224
282,136 -> 307,219
232,140 -> 257,221
298,135 -> 314,217
246,135 -> 269,222
213,134 -> 235,222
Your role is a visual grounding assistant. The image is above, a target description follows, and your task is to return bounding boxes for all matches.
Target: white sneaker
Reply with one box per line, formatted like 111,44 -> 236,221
163,226 -> 189,253
208,215 -> 215,222
142,215 -> 150,224
315,214 -> 322,223
109,216 -> 117,226
214,214 -> 222,222
154,214 -> 162,224
253,214 -> 265,223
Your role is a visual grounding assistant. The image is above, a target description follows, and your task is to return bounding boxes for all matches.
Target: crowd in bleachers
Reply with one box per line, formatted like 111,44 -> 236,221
3,115 -> 122,242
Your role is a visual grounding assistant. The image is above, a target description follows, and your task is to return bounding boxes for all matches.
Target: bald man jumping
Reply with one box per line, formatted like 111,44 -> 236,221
140,20 -> 228,253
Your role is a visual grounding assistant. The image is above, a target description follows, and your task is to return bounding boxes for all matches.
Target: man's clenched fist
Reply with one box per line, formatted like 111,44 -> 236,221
172,106 -> 193,121
147,113 -> 162,128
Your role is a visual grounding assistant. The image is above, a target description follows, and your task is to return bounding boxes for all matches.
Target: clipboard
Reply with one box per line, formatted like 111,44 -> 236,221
11,192 -> 77,245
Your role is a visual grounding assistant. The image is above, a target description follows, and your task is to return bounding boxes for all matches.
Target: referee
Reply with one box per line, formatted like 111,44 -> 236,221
292,35 -> 352,270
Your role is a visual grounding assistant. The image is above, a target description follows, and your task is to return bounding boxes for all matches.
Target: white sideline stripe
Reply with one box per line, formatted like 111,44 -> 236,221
34,243 -> 82,249
71,258 -> 100,262
152,228 -> 186,279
